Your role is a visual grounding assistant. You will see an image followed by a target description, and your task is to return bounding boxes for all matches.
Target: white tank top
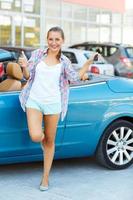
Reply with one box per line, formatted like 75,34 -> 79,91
29,60 -> 62,104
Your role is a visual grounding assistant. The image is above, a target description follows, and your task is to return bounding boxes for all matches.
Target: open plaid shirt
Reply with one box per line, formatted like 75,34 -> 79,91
19,48 -> 80,121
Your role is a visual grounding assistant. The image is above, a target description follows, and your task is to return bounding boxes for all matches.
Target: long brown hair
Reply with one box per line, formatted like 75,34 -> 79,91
47,26 -> 65,60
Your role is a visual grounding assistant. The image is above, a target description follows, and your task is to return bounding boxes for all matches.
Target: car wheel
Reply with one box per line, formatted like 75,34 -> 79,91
96,120 -> 133,170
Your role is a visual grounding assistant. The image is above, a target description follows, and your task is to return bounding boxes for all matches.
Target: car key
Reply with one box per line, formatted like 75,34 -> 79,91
93,53 -> 98,61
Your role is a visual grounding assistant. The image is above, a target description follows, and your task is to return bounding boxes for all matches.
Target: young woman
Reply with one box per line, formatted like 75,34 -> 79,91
18,26 -> 97,191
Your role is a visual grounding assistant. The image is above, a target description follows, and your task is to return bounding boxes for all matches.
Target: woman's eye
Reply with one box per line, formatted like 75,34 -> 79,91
48,38 -> 61,42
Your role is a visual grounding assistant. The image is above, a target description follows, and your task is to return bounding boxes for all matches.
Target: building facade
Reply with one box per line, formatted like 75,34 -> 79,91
0,0 -> 132,48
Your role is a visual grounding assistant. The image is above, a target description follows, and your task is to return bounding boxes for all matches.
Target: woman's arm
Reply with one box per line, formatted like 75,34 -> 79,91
22,67 -> 30,80
78,58 -> 93,80
18,51 -> 29,80
79,53 -> 99,80
18,50 -> 36,80
64,53 -> 98,83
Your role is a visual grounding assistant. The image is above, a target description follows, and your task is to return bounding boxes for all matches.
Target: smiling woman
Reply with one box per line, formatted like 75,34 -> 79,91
18,26 -> 97,191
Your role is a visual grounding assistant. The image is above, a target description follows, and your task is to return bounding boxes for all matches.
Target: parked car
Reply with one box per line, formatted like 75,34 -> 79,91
0,46 -> 36,60
0,47 -> 114,76
0,72 -> 133,169
70,42 -> 133,78
62,48 -> 114,76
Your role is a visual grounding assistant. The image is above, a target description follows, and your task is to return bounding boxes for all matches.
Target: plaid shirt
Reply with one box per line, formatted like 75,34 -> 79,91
19,48 -> 80,121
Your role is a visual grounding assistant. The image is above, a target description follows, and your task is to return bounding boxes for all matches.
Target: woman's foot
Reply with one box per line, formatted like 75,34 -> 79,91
39,184 -> 49,191
39,178 -> 49,191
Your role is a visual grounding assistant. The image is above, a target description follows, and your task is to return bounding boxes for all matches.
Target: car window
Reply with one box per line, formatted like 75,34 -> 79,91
125,48 -> 133,58
25,51 -> 32,59
84,52 -> 107,64
76,45 -> 86,50
84,46 -> 103,54
108,47 -> 118,56
95,47 -> 103,54
62,51 -> 78,63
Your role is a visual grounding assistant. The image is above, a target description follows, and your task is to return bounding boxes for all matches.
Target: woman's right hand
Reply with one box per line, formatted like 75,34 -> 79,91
18,51 -> 28,68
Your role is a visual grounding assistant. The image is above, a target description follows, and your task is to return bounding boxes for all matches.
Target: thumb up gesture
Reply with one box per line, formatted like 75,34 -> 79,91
18,51 -> 28,68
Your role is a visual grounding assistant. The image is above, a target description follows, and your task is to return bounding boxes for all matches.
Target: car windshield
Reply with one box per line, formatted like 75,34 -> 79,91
125,47 -> 133,58
84,52 -> 107,64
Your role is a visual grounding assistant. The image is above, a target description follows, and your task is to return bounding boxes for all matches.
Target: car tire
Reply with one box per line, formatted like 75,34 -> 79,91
96,120 -> 133,170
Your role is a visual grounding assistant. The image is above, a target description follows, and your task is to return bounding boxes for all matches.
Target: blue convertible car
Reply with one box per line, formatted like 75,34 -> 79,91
0,60 -> 133,170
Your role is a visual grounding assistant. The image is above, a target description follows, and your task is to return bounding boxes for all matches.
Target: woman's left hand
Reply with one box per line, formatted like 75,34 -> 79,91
86,53 -> 99,65
79,53 -> 98,80
81,73 -> 89,81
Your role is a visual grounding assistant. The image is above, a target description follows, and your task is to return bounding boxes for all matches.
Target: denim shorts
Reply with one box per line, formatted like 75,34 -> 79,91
25,97 -> 61,115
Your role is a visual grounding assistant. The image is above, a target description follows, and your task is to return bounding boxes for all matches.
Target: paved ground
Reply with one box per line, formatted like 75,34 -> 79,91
0,157 -> 133,200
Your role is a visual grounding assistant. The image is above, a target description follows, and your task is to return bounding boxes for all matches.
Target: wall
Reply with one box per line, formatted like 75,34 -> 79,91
64,0 -> 125,13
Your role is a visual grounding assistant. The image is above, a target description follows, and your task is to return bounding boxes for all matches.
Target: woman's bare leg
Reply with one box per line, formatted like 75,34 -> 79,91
26,108 -> 44,142
41,114 -> 60,186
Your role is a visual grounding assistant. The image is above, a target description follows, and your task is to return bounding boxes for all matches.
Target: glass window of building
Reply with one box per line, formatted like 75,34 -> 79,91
62,2 -> 72,18
123,27 -> 133,44
100,26 -> 110,42
45,18 -> 61,32
87,24 -> 99,42
73,4 -> 87,21
87,8 -> 100,24
124,11 -> 133,26
45,0 -> 61,17
100,10 -> 111,25
13,15 -> 22,46
72,22 -> 86,44
62,20 -> 72,46
111,26 -> 121,43
0,15 -> 11,45
123,11 -> 133,44
0,0 -> 21,12
111,13 -> 122,25
13,0 -> 21,12
24,17 -> 40,47
44,18 -> 61,44
23,0 -> 40,14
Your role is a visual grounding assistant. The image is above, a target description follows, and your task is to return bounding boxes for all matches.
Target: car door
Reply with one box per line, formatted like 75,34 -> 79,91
59,79 -> 109,158
0,91 -> 65,163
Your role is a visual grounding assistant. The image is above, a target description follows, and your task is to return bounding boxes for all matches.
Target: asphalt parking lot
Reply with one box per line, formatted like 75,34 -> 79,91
0,157 -> 133,200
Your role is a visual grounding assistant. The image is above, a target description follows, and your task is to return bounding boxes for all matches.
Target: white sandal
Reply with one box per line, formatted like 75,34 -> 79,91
39,184 -> 49,191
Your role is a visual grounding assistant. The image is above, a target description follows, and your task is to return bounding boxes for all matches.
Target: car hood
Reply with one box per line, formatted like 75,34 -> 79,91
107,78 -> 133,93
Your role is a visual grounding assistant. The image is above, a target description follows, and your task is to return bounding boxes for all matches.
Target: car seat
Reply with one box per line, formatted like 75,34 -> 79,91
0,62 -> 23,92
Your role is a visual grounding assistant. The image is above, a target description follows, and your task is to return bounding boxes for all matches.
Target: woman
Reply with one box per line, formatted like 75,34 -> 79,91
19,26 -> 97,191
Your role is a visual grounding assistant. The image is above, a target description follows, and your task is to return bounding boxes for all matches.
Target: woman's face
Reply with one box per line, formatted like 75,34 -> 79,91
47,31 -> 64,53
